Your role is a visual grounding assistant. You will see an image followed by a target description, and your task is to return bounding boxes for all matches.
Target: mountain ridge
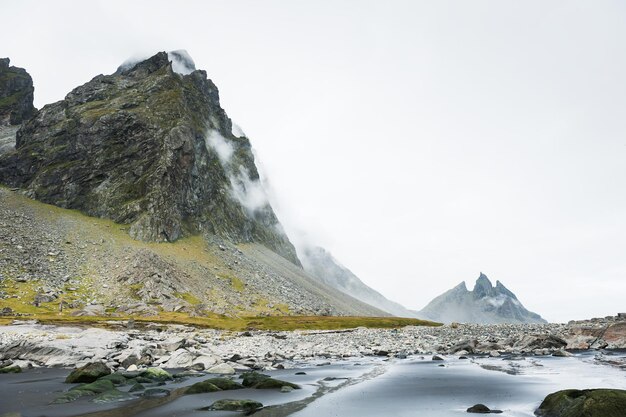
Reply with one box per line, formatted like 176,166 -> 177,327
418,273 -> 546,324
299,245 -> 420,318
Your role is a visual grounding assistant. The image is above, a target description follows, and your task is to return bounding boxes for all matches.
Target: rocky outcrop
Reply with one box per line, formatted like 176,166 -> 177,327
0,51 -> 298,264
300,245 -> 419,317
535,389 -> 626,417
0,58 -> 35,126
418,273 -> 546,324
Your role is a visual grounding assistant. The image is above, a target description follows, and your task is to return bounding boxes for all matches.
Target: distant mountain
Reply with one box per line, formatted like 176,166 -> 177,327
418,273 -> 546,324
300,246 -> 420,318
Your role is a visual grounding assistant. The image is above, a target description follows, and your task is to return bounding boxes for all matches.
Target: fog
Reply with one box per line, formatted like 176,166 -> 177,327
2,0 -> 625,322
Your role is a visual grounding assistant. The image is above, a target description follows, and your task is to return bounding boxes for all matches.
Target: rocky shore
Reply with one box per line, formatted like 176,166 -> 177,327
1,315 -> 625,373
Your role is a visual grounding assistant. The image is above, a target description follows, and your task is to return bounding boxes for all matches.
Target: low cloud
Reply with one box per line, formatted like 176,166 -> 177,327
205,129 -> 270,215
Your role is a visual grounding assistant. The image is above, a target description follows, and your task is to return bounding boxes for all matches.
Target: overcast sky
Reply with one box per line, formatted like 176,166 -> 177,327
2,0 -> 625,322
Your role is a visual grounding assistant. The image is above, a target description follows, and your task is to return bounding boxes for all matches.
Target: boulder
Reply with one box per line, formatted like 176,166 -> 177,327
65,362 -> 111,383
203,399 -> 263,412
206,363 -> 235,374
185,381 -> 222,394
92,389 -> 134,403
140,367 -> 173,381
535,389 -> 626,417
467,403 -> 502,413
240,372 -> 300,390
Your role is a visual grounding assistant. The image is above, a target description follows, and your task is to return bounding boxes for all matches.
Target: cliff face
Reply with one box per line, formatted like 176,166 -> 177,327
0,58 -> 35,126
418,273 -> 547,324
0,52 -> 299,264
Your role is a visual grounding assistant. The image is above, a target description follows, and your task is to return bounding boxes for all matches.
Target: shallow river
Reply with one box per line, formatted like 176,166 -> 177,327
1,352 -> 625,417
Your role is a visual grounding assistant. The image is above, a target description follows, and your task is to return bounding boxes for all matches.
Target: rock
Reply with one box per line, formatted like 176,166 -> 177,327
240,371 -> 300,390
120,354 -> 139,369
552,349 -> 573,357
33,293 -> 56,304
206,363 -> 235,375
185,381 -> 222,394
467,403 -> 503,413
139,367 -> 173,381
126,364 -> 138,372
432,355 -> 444,361
162,348 -> 194,368
92,389 -> 134,403
535,389 -> 626,417
52,389 -> 94,404
0,365 -> 21,373
74,379 -> 115,392
159,338 -> 185,352
203,399 -> 264,412
129,383 -> 145,392
281,385 -> 294,392
295,371 -> 307,375
65,362 -> 111,383
99,373 -> 127,386
142,388 -> 170,398
489,350 -> 500,357
0,57 -> 36,126
191,355 -> 218,370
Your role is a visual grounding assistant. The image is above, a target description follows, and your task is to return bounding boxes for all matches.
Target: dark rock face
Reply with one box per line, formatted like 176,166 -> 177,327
418,273 -> 546,324
0,52 -> 299,264
0,58 -> 36,126
535,389 -> 626,417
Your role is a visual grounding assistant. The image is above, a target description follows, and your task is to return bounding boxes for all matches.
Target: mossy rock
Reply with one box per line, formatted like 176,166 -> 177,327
239,371 -> 300,389
65,362 -> 111,383
92,389 -> 134,403
201,377 -> 244,390
129,383 -> 145,392
70,379 -> 115,394
253,378 -> 300,390
142,388 -> 170,398
186,381 -> 222,394
241,371 -> 270,387
202,399 -> 263,412
0,365 -> 21,374
139,367 -> 173,381
536,389 -> 626,417
51,389 -> 94,404
99,373 -> 127,386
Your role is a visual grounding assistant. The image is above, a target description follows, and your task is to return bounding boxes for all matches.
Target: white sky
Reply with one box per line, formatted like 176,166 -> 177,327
2,0 -> 625,322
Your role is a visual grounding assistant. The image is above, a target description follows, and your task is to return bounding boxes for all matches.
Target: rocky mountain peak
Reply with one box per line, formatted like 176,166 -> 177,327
418,272 -> 546,324
473,272 -> 494,298
0,51 -> 300,264
0,57 -> 35,126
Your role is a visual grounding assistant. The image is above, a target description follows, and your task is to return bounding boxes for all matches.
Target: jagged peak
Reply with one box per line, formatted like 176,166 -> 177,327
0,58 -> 9,68
453,281 -> 468,291
116,51 -> 171,77
473,272 -> 494,298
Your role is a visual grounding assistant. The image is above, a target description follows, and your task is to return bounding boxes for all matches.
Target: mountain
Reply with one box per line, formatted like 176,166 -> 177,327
0,52 -> 386,318
300,246 -> 420,318
0,58 -> 35,126
0,51 -> 298,263
418,273 -> 546,324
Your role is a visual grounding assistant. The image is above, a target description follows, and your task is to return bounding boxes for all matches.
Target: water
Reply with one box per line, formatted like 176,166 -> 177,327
1,353 -> 625,417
